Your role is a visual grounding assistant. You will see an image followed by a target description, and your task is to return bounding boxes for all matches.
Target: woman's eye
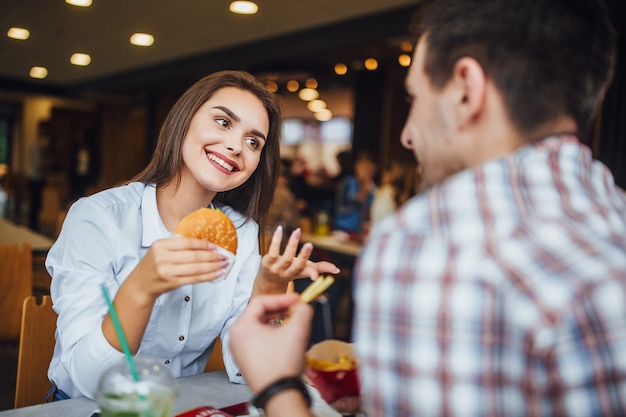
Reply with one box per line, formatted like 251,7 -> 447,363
216,117 -> 230,128
245,137 -> 261,150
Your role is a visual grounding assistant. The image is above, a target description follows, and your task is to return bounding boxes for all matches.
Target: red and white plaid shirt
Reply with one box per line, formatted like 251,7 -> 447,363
354,135 -> 626,416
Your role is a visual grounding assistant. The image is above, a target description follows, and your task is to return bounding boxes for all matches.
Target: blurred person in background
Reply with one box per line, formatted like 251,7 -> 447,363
370,160 -> 418,226
332,150 -> 377,237
264,158 -> 301,251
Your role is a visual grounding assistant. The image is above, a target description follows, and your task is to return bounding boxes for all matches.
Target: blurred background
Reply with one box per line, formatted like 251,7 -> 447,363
0,0 -> 622,238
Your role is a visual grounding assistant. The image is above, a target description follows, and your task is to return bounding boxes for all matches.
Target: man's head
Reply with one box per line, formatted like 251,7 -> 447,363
401,0 -> 616,190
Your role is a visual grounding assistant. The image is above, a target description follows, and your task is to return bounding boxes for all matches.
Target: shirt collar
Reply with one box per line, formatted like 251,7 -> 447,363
141,184 -> 169,247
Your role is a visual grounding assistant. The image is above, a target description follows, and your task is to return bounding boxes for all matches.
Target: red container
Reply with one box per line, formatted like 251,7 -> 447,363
304,340 -> 360,404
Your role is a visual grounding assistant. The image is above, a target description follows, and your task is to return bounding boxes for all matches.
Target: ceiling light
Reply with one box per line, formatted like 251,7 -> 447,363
7,27 -> 30,40
401,40 -> 414,52
307,99 -> 327,112
398,54 -> 411,67
364,58 -> 378,71
229,1 -> 258,15
65,0 -> 92,7
314,109 -> 333,122
130,33 -> 155,46
29,67 -> 48,79
286,80 -> 299,92
334,63 -> 348,76
70,53 -> 91,66
298,88 -> 319,101
266,81 -> 278,93
305,78 -> 318,89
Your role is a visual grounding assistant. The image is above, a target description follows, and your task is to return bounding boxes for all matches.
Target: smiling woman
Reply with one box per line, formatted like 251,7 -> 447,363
43,70 -> 340,401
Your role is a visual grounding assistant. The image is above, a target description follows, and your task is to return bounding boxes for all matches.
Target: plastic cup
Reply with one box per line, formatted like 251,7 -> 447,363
97,356 -> 176,417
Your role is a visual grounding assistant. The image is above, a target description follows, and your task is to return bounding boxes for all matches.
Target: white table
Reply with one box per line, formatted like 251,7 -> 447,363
0,218 -> 54,255
0,371 -> 341,417
301,232 -> 363,258
0,371 -> 249,417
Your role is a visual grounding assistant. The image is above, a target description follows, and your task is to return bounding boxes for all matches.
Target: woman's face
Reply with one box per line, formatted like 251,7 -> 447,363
180,86 -> 270,197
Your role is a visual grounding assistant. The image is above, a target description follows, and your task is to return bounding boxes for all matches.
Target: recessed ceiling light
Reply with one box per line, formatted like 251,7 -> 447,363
298,88 -> 319,101
307,99 -> 327,112
70,53 -> 91,66
364,58 -> 379,71
29,67 -> 48,79
266,81 -> 278,92
7,27 -> 30,40
314,109 -> 333,122
286,80 -> 299,92
66,0 -> 92,7
400,40 -> 414,52
229,1 -> 258,15
398,54 -> 411,67
130,33 -> 155,46
334,63 -> 348,76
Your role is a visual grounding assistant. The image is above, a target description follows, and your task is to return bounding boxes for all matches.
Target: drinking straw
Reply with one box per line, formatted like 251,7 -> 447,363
101,286 -> 153,417
101,286 -> 142,384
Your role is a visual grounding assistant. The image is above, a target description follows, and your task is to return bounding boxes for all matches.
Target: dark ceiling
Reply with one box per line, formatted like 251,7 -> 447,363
0,1 -> 419,102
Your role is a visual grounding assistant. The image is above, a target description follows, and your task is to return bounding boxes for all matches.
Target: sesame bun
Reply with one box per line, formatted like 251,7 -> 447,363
175,207 -> 238,254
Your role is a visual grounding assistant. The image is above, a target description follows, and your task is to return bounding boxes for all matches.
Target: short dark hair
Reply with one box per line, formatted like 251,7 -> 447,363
413,0 -> 616,139
132,70 -> 282,223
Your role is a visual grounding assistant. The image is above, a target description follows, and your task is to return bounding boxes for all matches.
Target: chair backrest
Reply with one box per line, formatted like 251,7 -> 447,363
204,336 -> 225,372
0,243 -> 33,342
14,295 -> 57,408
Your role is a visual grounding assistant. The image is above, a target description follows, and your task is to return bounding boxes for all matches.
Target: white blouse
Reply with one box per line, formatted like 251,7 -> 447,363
46,182 -> 260,398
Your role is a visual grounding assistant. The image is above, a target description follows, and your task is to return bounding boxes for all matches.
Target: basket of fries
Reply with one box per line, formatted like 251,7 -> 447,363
304,339 -> 360,404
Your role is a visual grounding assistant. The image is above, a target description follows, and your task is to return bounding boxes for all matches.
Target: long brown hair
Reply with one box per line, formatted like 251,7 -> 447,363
131,70 -> 282,224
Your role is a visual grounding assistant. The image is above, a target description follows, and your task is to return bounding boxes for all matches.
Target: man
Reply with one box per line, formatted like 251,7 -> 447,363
231,0 -> 626,415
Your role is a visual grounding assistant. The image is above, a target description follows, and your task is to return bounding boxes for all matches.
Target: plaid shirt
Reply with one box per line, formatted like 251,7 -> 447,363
354,136 -> 626,417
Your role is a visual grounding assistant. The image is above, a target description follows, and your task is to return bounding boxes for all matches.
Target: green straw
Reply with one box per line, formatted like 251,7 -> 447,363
101,286 -> 141,383
101,286 -> 153,417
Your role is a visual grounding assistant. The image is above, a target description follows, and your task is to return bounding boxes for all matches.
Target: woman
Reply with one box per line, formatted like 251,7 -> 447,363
46,70 -> 339,400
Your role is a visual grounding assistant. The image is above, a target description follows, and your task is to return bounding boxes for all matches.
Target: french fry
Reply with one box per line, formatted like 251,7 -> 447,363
300,275 -> 335,303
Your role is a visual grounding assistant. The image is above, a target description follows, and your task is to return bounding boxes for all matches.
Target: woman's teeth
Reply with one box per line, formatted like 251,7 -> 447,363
208,153 -> 234,172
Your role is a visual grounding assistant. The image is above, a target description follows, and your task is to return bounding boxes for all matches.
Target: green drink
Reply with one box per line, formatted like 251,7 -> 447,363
97,356 -> 175,417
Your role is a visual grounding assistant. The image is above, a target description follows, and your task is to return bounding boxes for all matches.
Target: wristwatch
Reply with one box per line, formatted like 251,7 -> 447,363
247,376 -> 312,417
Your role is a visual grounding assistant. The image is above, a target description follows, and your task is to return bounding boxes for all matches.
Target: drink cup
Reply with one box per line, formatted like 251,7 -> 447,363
97,356 -> 176,417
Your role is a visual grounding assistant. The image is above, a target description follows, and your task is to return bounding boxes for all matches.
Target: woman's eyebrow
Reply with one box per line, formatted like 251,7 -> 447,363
213,105 -> 267,141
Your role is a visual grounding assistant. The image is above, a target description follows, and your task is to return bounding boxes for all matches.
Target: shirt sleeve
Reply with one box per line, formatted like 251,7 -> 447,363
47,198 -> 130,399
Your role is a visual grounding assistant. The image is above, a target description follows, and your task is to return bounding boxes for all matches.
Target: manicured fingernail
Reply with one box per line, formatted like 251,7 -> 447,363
292,228 -> 301,239
333,267 -> 340,274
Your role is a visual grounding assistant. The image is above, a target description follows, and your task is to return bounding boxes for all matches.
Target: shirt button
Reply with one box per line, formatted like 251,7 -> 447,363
184,296 -> 190,302
179,335 -> 185,341
164,360 -> 170,365
236,372 -> 242,377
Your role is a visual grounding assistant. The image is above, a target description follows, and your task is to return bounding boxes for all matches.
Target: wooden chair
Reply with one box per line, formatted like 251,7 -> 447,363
204,336 -> 225,372
0,243 -> 32,342
14,295 -> 57,408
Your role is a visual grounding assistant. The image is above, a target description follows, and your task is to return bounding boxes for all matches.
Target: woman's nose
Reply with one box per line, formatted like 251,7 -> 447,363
225,136 -> 242,154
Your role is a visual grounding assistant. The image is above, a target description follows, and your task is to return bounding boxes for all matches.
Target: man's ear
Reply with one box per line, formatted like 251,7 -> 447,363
449,57 -> 486,128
